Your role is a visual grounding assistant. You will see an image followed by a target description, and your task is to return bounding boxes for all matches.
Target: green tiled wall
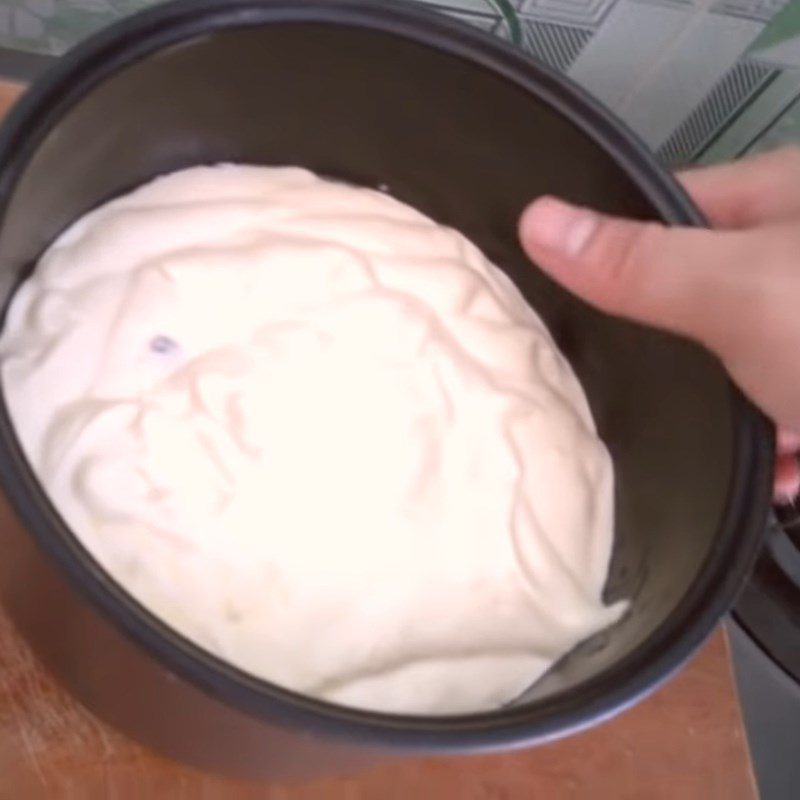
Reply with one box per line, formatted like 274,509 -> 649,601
0,0 -> 797,162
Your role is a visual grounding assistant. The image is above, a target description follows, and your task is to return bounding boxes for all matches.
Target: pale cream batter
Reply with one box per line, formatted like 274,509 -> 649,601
0,165 -> 625,714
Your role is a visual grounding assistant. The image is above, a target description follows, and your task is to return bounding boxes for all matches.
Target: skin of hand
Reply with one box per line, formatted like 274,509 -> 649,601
518,146 -> 800,502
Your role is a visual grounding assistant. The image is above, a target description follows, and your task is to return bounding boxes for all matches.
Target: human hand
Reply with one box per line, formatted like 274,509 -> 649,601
518,147 -> 800,502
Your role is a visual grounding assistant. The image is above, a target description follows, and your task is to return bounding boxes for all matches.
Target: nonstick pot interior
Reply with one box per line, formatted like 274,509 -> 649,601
0,0 -> 773,754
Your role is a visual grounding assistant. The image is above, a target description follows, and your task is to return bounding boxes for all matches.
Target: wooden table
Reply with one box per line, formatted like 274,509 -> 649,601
0,610 -> 755,800
0,81 -> 757,800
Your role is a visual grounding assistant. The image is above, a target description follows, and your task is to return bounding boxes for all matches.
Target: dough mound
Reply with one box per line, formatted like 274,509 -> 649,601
0,166 -> 624,714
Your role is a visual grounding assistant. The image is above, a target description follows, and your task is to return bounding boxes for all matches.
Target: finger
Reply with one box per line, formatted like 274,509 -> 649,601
777,428 -> 800,456
774,453 -> 800,504
518,196 -> 763,349
678,146 -> 800,229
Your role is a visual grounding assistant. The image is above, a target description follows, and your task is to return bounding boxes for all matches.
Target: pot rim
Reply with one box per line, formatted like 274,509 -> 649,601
0,0 -> 775,752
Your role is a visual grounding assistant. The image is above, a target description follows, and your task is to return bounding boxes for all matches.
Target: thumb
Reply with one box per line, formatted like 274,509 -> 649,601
518,196 -> 757,348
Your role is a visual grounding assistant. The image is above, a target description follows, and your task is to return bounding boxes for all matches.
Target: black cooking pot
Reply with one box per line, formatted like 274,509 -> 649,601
0,0 -> 773,780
